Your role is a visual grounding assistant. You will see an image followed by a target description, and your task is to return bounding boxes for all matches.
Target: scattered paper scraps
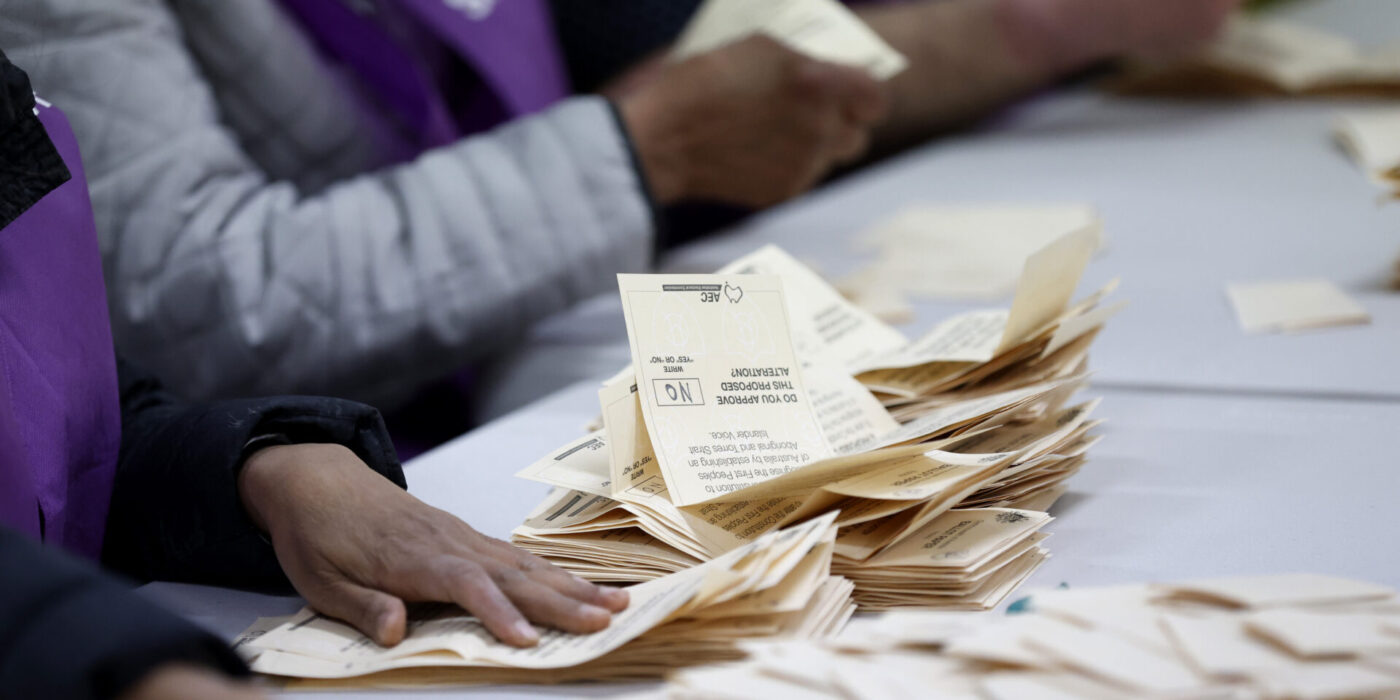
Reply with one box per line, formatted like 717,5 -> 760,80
237,516 -> 855,688
843,204 -> 1104,302
673,0 -> 907,80
1225,278 -> 1370,334
512,228 -> 1120,617
1335,108 -> 1400,199
648,574 -> 1400,700
1111,16 -> 1400,98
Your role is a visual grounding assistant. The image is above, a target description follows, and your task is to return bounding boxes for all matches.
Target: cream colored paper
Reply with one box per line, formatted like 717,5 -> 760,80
1246,609 -> 1400,658
674,0 -> 908,80
1335,109 -> 1400,190
1159,614 -> 1294,678
617,274 -> 831,506
997,225 -> 1098,354
246,518 -> 844,683
848,205 -> 1102,302
804,363 -> 900,455
514,430 -> 613,498
718,245 -> 908,373
1158,573 -> 1395,608
1225,279 -> 1370,334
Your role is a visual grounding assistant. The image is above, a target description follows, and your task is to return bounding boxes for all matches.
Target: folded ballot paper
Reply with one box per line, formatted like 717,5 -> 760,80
1112,16 -> 1400,98
673,0 -> 907,80
514,227 -> 1120,614
651,574 -> 1400,700
236,514 -> 855,688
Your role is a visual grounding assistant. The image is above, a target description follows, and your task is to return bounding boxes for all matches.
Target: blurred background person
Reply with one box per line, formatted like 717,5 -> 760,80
0,0 -> 1234,453
571,0 -> 1242,150
0,1 -> 882,455
0,50 -> 627,700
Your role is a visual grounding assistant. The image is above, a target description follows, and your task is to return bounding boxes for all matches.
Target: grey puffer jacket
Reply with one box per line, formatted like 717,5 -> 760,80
0,0 -> 655,407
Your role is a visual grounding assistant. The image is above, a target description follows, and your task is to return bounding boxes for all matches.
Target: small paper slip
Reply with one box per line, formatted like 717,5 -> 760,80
1335,109 -> 1400,192
1159,614 -> 1294,677
1158,573 -> 1395,608
616,273 -> 831,506
1225,279 -> 1370,334
848,205 -> 1103,302
1246,609 -> 1400,658
673,0 -> 908,79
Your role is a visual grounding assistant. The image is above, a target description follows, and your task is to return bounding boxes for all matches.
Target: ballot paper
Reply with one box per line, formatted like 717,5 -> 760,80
1114,16 -> 1400,97
1335,109 -> 1400,197
515,234 -> 1116,615
673,0 -> 907,80
718,245 -> 908,373
844,205 -> 1103,302
617,274 -> 832,506
1225,278 -> 1370,334
240,516 -> 853,688
650,574 -> 1400,700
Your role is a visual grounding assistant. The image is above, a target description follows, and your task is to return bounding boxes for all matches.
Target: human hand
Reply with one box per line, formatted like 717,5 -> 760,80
237,444 -> 629,648
998,0 -> 1242,73
619,35 -> 888,209
119,664 -> 265,700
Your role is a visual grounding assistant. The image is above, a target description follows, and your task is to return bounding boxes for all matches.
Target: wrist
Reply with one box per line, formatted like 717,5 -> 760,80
618,90 -> 689,205
237,443 -> 357,534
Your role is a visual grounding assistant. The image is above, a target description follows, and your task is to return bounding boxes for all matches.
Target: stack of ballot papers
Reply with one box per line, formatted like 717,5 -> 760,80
841,204 -> 1105,301
1113,16 -> 1400,97
1335,108 -> 1400,199
673,0 -> 906,80
644,573 -> 1400,700
234,515 -> 855,688
512,224 -> 1120,614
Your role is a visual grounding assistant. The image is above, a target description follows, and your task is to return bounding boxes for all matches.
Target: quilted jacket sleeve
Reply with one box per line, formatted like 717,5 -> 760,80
0,0 -> 656,407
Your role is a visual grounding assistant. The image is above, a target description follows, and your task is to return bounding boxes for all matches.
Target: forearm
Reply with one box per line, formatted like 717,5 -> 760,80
860,0 -> 1066,149
861,0 -> 1237,149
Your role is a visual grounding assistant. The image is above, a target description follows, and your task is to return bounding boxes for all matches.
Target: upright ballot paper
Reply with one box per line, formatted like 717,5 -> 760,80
674,0 -> 908,80
718,245 -> 908,374
616,274 -> 832,506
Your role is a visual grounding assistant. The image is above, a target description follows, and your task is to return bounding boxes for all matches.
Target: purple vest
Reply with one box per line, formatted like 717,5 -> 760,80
277,0 -> 570,154
0,102 -> 121,560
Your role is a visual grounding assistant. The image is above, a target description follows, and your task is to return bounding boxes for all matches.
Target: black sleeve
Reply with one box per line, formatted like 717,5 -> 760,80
0,526 -> 247,700
102,358 -> 406,588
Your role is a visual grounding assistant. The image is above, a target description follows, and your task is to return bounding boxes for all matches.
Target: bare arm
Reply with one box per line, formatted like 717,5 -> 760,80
860,0 -> 1240,150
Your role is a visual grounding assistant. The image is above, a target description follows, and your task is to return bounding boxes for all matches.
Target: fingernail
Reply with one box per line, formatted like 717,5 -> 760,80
514,620 -> 540,645
377,609 -> 397,639
598,586 -> 629,607
579,604 -> 611,625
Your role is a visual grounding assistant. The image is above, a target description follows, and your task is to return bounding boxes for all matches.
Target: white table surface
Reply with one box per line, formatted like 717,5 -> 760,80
139,1 -> 1400,696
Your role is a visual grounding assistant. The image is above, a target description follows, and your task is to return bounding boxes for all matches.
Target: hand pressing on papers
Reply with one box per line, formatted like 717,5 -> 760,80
998,0 -> 1242,73
619,35 -> 888,209
237,444 -> 629,648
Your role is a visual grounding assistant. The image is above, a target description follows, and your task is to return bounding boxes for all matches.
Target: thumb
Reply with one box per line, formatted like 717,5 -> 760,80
306,580 -> 407,647
811,61 -> 888,126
